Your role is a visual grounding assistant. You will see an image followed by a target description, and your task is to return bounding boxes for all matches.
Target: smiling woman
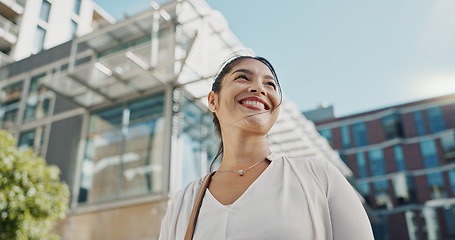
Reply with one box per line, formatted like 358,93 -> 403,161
158,54 -> 375,240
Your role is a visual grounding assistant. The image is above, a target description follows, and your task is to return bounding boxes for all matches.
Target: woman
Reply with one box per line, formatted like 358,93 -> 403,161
159,55 -> 375,239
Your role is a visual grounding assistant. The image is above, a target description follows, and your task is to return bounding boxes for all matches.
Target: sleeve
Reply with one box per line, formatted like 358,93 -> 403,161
325,161 -> 375,240
158,196 -> 178,240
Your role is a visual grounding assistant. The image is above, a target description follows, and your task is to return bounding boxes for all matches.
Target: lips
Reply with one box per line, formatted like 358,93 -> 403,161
239,97 -> 271,110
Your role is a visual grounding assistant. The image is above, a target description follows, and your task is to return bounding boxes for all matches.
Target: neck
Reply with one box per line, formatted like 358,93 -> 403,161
218,128 -> 271,170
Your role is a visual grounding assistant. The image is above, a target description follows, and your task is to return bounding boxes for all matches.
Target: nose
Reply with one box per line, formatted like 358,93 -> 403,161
249,81 -> 266,96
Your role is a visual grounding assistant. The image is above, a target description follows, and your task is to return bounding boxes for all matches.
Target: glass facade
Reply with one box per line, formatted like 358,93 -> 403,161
34,26 -> 46,52
18,126 -> 46,156
78,93 -> 166,203
382,114 -> 403,140
392,173 -> 415,205
352,122 -> 368,147
23,73 -> 52,122
449,170 -> 455,195
0,81 -> 23,128
73,0 -> 81,15
413,111 -> 426,136
39,0 -> 51,22
420,140 -> 445,198
340,125 -> 351,149
443,205 -> 455,238
441,133 -> 455,161
393,145 -> 406,171
426,107 -> 446,133
356,152 -> 368,178
368,149 -> 391,208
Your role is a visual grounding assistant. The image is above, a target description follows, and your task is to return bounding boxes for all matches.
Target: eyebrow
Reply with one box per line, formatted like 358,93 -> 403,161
231,69 -> 275,80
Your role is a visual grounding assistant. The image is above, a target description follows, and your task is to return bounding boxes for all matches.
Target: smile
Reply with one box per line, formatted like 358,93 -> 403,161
239,98 -> 271,110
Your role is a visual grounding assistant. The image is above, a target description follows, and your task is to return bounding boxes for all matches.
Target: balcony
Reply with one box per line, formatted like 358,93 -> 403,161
0,0 -> 25,19
0,50 -> 12,66
0,14 -> 18,48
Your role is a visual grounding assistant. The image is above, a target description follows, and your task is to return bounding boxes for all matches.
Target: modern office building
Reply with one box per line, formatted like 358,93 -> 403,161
305,94 -> 455,240
0,0 -> 114,66
0,0 -> 350,239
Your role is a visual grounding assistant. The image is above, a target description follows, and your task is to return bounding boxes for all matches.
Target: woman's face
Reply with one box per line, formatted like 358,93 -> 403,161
208,58 -> 281,135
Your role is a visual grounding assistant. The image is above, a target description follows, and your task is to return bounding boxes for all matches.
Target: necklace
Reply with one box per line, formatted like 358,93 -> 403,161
217,159 -> 266,176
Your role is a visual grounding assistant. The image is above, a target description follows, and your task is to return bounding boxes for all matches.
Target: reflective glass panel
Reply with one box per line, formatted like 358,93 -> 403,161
23,73 -> 53,122
79,93 -> 165,204
413,111 -> 426,136
356,152 -> 368,178
0,81 -> 23,128
318,128 -> 333,147
394,145 -> 406,171
18,126 -> 46,156
352,122 -> 368,147
382,114 -> 403,140
340,125 -> 351,149
369,148 -> 386,176
426,107 -> 446,133
39,0 -> 51,22
34,26 -> 46,52
441,133 -> 455,161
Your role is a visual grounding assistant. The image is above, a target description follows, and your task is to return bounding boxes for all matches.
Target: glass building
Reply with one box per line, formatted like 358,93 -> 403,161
0,0 -> 350,239
306,94 -> 455,240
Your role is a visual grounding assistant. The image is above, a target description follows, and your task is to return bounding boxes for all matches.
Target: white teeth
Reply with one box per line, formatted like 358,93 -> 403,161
242,100 -> 265,109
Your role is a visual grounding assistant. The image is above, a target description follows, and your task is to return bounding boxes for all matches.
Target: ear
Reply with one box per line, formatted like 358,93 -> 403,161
208,91 -> 217,112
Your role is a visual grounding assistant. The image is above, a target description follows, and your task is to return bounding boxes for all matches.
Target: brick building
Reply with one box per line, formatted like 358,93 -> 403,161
305,94 -> 455,240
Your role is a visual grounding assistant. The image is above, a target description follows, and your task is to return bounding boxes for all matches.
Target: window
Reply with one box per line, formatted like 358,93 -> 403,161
413,111 -> 426,136
352,122 -> 368,147
23,73 -> 52,122
449,170 -> 455,195
441,133 -> 455,161
70,20 -> 78,39
34,26 -> 46,52
39,0 -> 51,22
420,140 -> 445,198
79,94 -> 165,204
18,127 -> 46,156
0,81 -> 23,128
73,0 -> 81,15
426,107 -> 446,133
340,125 -> 351,149
393,145 -> 406,171
356,182 -> 370,199
318,128 -> 333,147
392,173 -> 415,205
382,114 -> 403,140
356,152 -> 368,178
369,149 -> 386,177
443,205 -> 455,238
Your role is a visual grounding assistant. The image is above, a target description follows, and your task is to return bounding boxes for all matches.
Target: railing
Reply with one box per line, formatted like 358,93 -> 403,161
0,51 -> 12,67
0,0 -> 26,8
0,14 -> 19,38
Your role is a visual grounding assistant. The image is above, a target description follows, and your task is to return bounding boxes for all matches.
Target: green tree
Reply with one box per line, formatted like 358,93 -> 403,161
0,130 -> 70,240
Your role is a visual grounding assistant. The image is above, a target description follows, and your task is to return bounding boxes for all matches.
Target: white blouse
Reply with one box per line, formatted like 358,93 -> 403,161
159,153 -> 375,240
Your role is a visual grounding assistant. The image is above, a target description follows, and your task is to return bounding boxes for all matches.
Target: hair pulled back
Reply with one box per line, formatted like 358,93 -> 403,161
209,55 -> 282,171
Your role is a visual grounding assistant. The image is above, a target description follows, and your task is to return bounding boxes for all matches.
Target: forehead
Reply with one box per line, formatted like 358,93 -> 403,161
229,58 -> 274,77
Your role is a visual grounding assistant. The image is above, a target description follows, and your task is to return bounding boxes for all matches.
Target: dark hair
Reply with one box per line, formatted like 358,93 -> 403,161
209,55 -> 282,171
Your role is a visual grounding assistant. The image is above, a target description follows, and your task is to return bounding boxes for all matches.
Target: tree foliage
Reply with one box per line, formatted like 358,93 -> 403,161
0,129 -> 70,240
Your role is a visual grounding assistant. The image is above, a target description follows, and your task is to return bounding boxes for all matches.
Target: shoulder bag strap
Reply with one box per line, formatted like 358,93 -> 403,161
184,171 -> 216,240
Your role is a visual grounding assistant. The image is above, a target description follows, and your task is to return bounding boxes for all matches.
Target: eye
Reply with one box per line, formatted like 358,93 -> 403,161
235,74 -> 249,81
266,81 -> 277,90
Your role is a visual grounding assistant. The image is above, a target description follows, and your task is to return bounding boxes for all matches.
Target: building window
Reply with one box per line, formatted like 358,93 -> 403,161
356,152 -> 368,178
413,111 -> 426,136
392,173 -> 415,205
369,149 -> 386,176
420,140 -> 446,199
356,182 -> 370,199
441,133 -> 455,162
70,20 -> 78,39
23,73 -> 52,122
34,26 -> 46,52
18,126 -> 46,156
0,81 -> 23,129
39,0 -> 51,22
382,114 -> 403,140
443,205 -> 455,238
79,93 -> 165,204
426,107 -> 446,133
352,122 -> 368,147
318,128 -> 333,147
73,0 -> 82,15
340,125 -> 351,149
449,170 -> 455,195
393,145 -> 406,171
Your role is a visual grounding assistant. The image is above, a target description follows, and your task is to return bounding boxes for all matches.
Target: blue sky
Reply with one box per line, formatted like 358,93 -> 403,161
94,0 -> 455,117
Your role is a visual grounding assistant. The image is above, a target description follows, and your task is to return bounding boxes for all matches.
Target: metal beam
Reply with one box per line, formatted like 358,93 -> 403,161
67,73 -> 115,102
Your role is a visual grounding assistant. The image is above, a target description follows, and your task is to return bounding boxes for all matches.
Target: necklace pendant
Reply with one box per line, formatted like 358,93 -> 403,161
238,170 -> 244,176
